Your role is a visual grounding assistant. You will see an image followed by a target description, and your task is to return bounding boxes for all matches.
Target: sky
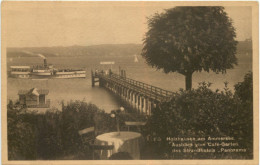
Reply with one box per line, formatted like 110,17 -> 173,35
2,2 -> 252,47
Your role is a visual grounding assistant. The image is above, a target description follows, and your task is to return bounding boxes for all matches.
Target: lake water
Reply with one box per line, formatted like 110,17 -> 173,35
7,52 -> 252,113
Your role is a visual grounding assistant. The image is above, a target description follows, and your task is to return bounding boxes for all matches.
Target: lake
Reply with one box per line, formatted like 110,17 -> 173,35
7,52 -> 252,113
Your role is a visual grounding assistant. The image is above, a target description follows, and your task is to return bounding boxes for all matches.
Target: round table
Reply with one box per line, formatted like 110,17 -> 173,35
95,131 -> 142,160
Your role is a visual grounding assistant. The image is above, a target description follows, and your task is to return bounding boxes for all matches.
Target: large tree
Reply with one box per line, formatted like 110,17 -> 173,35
142,7 -> 237,90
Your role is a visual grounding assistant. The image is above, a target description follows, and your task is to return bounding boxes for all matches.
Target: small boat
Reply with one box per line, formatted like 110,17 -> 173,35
134,54 -> 138,62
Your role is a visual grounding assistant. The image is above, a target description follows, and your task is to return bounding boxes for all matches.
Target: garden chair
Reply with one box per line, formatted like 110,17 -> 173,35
78,126 -> 114,160
89,144 -> 114,160
78,126 -> 96,144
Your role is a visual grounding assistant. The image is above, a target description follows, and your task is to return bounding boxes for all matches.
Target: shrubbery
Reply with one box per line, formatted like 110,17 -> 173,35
7,100 -> 108,160
144,72 -> 253,159
8,101 -> 37,160
7,99 -> 146,160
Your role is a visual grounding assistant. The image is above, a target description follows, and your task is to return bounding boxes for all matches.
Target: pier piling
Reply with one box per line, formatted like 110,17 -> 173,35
91,70 -> 174,115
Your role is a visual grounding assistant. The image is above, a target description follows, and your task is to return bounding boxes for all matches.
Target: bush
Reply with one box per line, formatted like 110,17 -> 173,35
7,100 -> 111,160
35,110 -> 63,159
61,101 -> 99,155
144,72 -> 253,159
233,72 -> 253,157
8,101 -> 37,160
234,71 -> 253,103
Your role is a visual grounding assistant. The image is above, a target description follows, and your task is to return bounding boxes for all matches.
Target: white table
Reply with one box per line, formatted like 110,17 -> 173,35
95,131 -> 142,160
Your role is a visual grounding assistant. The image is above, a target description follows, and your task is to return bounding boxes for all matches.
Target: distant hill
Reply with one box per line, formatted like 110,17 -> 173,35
236,40 -> 252,54
7,51 -> 57,58
7,41 -> 251,59
7,44 -> 143,58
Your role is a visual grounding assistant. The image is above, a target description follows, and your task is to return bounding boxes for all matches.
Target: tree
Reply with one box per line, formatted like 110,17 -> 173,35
142,7 -> 237,90
234,71 -> 253,103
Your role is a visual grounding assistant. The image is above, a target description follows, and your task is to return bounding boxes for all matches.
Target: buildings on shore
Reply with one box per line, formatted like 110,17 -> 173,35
18,88 -> 50,108
16,88 -> 52,113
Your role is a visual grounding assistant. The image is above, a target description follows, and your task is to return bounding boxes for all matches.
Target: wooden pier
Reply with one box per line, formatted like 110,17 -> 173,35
91,70 -> 175,115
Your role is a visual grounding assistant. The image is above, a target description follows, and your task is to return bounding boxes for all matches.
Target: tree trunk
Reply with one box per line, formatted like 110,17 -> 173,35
185,73 -> 192,90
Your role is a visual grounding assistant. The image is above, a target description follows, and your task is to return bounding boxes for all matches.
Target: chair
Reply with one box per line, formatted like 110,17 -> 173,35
89,144 -> 114,160
124,121 -> 146,132
78,126 -> 96,144
78,126 -> 95,135
78,126 -> 97,159
78,126 -> 114,160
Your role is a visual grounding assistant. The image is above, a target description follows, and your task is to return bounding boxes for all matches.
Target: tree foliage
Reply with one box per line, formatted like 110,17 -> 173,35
7,100 -> 145,160
144,72 -> 253,159
142,7 -> 238,90
7,100 -> 108,160
8,102 -> 37,160
234,71 -> 253,103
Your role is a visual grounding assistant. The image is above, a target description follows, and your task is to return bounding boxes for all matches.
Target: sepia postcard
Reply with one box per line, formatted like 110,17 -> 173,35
1,1 -> 259,165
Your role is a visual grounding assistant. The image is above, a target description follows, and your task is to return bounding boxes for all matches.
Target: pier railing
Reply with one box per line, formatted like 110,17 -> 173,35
111,73 -> 174,97
94,71 -> 175,101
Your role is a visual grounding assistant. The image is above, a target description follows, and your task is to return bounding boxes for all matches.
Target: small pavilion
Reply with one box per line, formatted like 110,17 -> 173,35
18,88 -> 50,108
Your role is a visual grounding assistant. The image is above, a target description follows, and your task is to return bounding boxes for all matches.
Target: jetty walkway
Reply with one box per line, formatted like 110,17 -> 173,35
91,70 -> 175,115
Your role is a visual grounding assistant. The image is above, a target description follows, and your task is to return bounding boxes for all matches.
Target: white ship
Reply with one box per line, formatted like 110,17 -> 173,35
9,59 -> 86,79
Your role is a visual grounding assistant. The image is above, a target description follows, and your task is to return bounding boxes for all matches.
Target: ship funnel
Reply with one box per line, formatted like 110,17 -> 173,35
44,59 -> 47,68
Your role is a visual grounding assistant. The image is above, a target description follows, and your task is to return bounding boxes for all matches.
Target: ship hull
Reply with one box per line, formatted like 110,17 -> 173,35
30,75 -> 54,79
53,71 -> 86,79
53,75 -> 86,79
31,72 -> 52,76
30,71 -> 53,79
10,72 -> 31,78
